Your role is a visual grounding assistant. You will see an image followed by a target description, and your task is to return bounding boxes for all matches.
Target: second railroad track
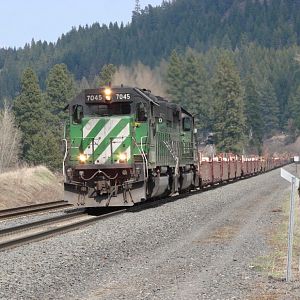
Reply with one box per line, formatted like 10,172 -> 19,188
0,200 -> 73,220
0,209 -> 126,251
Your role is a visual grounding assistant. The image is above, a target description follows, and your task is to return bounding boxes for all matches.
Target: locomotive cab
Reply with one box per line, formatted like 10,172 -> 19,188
64,87 -> 154,207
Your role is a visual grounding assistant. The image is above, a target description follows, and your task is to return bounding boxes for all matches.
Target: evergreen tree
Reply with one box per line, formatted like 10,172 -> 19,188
287,84 -> 300,131
180,50 -> 212,131
13,68 -> 46,159
212,54 -> 246,153
98,64 -> 117,86
1,0 -> 300,103
221,34 -> 233,50
26,130 -> 62,170
45,64 -> 75,169
133,0 -> 141,18
166,50 -> 184,104
259,79 -> 279,137
46,64 -> 75,116
244,75 -> 263,154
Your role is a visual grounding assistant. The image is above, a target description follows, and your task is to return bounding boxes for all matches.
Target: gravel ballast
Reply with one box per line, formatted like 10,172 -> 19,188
0,166 -> 296,299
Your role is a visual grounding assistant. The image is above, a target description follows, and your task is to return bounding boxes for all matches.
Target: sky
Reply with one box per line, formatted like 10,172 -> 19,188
0,0 -> 162,48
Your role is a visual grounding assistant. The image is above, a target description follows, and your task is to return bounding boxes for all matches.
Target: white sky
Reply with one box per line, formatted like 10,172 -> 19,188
0,0 -> 162,48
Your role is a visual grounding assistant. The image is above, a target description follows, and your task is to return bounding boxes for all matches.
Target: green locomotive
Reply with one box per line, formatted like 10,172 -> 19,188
63,86 -> 197,207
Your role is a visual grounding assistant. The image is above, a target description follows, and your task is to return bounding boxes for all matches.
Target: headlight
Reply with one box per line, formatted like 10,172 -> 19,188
118,152 -> 127,163
104,88 -> 112,101
79,154 -> 88,163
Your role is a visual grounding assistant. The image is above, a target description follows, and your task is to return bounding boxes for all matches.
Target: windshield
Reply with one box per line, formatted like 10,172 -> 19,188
88,103 -> 131,116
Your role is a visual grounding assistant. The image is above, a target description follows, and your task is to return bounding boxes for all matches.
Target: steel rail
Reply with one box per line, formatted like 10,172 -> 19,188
0,211 -> 84,237
0,209 -> 126,251
0,164 -> 289,251
0,200 -> 72,220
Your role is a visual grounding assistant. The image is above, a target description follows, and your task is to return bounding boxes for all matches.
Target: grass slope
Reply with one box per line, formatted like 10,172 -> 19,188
0,166 -> 63,209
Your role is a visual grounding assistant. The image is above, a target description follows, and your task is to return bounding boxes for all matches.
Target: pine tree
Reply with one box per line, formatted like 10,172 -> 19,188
135,0 -> 141,14
13,68 -> 46,159
46,64 -> 75,116
244,75 -> 263,154
98,64 -> 117,86
132,0 -> 141,19
221,34 -> 233,50
287,84 -> 300,131
166,50 -> 184,104
26,130 -> 62,170
45,64 -> 75,169
259,79 -> 279,137
212,54 -> 246,153
181,51 -> 212,131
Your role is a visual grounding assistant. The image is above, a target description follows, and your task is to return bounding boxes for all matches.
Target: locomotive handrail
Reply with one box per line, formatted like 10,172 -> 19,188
133,88 -> 160,106
132,136 -> 149,180
132,136 -> 148,199
108,136 -> 129,164
62,138 -> 68,180
140,136 -> 149,179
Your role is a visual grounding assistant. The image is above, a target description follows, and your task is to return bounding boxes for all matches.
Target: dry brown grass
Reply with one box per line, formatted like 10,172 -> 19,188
193,225 -> 238,244
253,198 -> 300,279
248,292 -> 280,300
0,166 -> 63,209
248,196 -> 300,299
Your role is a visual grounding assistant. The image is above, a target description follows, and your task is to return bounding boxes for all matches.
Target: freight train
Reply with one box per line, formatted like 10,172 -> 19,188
63,86 -> 289,207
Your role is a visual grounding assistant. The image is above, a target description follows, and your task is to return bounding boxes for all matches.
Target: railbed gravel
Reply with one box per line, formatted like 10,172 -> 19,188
0,166 -> 297,299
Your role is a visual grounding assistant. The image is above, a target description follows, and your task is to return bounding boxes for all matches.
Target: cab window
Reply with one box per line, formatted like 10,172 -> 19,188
182,117 -> 192,131
136,103 -> 148,122
73,105 -> 83,124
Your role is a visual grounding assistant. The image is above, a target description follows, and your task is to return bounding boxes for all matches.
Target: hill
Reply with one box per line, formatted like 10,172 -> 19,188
0,0 -> 300,101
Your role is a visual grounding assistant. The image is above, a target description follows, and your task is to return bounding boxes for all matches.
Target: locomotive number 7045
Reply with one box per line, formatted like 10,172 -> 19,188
116,93 -> 131,100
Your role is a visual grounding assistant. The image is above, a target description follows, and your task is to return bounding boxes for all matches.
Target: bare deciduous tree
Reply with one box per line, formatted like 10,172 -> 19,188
0,102 -> 22,173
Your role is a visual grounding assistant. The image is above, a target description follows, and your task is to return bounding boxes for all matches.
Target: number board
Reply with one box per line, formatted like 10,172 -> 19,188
85,94 -> 103,102
85,91 -> 131,103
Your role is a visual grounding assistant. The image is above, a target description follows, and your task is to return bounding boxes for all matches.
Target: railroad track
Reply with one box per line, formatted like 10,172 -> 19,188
0,200 -> 73,220
0,209 -> 126,251
0,165 -> 288,251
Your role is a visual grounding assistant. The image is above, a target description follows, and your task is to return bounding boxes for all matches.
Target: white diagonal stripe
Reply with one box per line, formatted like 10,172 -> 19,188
95,123 -> 130,164
84,118 -> 121,156
83,119 -> 99,139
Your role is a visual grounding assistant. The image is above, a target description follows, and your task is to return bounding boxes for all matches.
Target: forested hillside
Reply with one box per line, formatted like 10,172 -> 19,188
1,0 -> 300,168
0,0 -> 300,100
165,45 -> 300,152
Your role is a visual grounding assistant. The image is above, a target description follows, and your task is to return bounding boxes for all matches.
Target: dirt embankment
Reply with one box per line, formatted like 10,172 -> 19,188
0,166 -> 63,209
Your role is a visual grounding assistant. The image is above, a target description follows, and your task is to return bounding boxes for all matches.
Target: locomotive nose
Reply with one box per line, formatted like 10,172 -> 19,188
82,116 -> 133,165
